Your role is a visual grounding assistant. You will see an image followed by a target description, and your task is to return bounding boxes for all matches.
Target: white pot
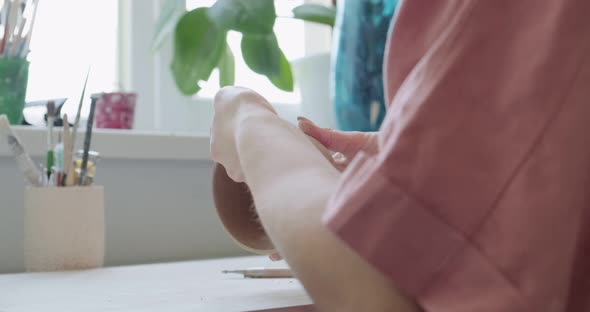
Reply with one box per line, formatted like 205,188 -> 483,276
291,53 -> 335,129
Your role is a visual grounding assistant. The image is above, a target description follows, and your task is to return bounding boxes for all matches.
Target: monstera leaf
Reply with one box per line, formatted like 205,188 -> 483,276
241,33 -> 293,91
218,42 -> 235,87
171,8 -> 226,95
156,0 -> 333,96
292,3 -> 336,27
208,0 -> 276,34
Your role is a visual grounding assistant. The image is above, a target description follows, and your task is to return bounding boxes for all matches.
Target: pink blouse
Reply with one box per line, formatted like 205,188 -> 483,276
323,1 -> 590,311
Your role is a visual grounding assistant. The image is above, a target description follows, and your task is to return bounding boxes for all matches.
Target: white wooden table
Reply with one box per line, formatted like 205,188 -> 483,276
0,256 -> 313,312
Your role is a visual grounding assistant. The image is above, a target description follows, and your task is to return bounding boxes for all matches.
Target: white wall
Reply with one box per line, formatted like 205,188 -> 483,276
0,130 -> 248,273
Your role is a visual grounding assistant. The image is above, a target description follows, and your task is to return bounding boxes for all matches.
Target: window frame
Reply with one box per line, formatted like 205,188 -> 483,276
119,0 -> 331,133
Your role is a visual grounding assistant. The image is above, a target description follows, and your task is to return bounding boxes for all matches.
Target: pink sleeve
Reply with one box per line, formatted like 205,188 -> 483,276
323,1 -> 590,311
324,152 -> 469,294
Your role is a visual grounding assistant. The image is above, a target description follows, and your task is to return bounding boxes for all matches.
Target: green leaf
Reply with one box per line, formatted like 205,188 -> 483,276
241,34 -> 293,92
241,33 -> 282,77
292,4 -> 336,27
172,8 -> 226,95
218,43 -> 235,87
208,0 -> 276,34
153,0 -> 185,51
269,50 -> 294,92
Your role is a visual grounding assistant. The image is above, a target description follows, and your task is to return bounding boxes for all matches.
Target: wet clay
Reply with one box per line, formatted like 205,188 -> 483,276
212,136 -> 335,254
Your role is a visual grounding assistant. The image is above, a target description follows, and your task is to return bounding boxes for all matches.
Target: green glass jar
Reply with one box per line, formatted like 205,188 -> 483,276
0,59 -> 29,125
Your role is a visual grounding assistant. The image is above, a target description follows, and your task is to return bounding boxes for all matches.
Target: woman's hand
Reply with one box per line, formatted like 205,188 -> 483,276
267,117 -> 379,262
210,87 -> 277,182
297,116 -> 379,168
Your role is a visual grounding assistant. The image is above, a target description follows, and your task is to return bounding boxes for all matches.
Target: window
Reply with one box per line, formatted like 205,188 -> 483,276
185,0 -> 305,104
135,0 -> 330,132
20,0 -> 330,132
25,0 -> 118,124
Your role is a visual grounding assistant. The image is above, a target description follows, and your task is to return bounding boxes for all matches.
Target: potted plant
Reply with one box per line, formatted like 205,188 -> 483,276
153,0 -> 336,97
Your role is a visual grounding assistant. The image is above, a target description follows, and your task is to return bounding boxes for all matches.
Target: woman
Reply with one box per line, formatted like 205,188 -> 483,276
210,1 -> 590,311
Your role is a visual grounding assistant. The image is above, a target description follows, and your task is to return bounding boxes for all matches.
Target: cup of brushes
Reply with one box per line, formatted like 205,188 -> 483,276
0,81 -> 104,271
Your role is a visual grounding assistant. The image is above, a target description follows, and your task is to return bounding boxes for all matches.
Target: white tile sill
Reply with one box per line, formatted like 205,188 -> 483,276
0,126 -> 211,161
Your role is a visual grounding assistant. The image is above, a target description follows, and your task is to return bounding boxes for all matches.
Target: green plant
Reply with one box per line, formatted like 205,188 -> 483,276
153,0 -> 336,96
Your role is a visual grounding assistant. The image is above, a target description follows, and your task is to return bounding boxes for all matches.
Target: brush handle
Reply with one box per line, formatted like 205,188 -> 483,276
62,114 -> 73,186
78,96 -> 98,185
45,150 -> 53,177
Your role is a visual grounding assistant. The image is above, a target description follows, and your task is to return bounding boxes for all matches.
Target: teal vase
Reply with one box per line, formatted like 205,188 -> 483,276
332,0 -> 397,131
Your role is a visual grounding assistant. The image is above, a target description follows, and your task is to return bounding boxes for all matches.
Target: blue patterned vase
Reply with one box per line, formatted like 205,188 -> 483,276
332,0 -> 398,131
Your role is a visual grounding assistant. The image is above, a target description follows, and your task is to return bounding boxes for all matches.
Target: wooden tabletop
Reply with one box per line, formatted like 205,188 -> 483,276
0,256 -> 313,312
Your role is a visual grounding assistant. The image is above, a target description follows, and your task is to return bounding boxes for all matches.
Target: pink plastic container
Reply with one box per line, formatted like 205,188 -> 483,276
94,92 -> 137,129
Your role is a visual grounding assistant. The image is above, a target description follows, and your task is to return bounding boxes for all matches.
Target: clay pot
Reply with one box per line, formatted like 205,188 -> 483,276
212,136 -> 336,254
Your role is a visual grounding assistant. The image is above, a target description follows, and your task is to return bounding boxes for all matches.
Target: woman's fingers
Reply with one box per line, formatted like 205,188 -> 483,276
269,252 -> 283,261
297,116 -> 378,158
330,152 -> 350,172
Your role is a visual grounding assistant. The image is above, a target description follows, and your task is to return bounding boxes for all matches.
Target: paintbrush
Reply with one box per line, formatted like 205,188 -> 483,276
78,96 -> 98,186
61,114 -> 71,186
0,0 -> 14,57
5,0 -> 19,56
19,0 -> 37,58
45,101 -> 55,182
66,69 -> 90,186
0,1 -> 6,56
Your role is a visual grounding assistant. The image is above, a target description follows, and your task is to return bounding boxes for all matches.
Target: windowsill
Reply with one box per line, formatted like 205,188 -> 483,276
0,126 -> 211,161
